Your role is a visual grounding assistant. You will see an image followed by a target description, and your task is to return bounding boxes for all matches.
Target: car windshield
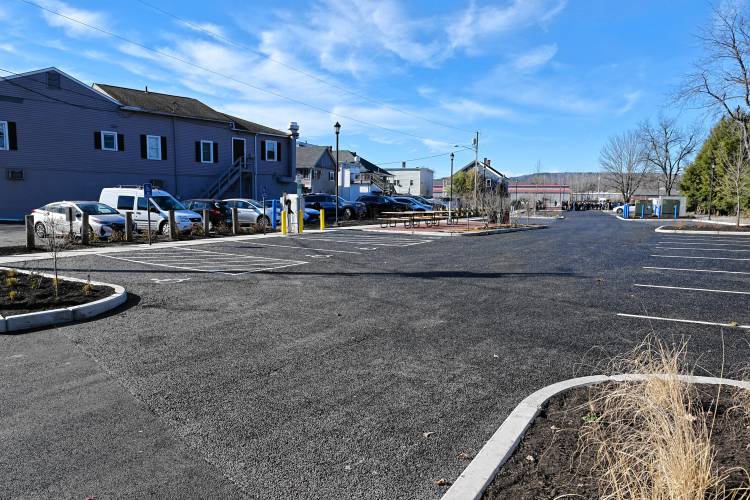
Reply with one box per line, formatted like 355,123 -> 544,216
151,195 -> 186,211
77,203 -> 119,215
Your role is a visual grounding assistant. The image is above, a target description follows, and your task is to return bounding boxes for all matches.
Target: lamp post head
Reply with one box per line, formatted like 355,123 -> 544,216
450,152 -> 454,161
334,122 -> 341,134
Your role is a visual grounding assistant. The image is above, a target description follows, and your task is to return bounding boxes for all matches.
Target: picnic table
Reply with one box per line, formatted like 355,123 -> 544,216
378,210 -> 458,228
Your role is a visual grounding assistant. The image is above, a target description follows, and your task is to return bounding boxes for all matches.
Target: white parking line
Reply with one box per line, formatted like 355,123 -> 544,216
643,266 -> 750,275
633,283 -> 750,295
300,236 -> 431,247
656,246 -> 750,252
657,241 -> 750,247
651,254 -> 750,262
658,237 -> 750,244
240,242 -> 362,254
101,247 -> 308,276
617,313 -> 750,329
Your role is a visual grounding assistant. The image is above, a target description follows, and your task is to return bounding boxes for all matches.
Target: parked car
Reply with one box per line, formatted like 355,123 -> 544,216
304,194 -> 365,220
100,186 -> 202,235
392,196 -> 431,211
32,201 -> 132,239
613,203 -> 635,216
356,194 -> 410,217
183,199 -> 231,229
260,199 -> 320,223
223,198 -> 273,228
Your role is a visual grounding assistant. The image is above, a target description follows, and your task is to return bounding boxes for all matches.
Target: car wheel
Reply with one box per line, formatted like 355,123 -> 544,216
34,222 -> 47,238
159,222 -> 170,235
256,215 -> 270,230
343,207 -> 354,220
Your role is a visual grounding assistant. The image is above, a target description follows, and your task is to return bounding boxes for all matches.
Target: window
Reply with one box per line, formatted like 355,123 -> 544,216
409,180 -> 414,186
5,169 -> 23,181
0,121 -> 7,150
264,140 -> 278,161
137,197 -> 148,210
146,135 -> 161,160
329,171 -> 335,181
101,131 -> 117,151
201,140 -> 214,163
117,196 -> 135,210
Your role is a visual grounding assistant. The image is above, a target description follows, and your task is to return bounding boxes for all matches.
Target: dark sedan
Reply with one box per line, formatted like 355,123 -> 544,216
305,194 -> 365,220
356,194 -> 410,218
183,199 -> 230,228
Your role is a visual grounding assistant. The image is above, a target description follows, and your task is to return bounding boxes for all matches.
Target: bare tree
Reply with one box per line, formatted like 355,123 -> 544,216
639,116 -> 699,195
716,124 -> 750,226
600,130 -> 651,203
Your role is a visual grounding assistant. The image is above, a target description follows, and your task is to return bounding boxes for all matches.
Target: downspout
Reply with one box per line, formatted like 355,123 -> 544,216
253,134 -> 258,200
171,116 -> 178,195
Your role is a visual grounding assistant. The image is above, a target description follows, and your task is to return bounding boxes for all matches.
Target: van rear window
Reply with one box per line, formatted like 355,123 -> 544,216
117,196 -> 135,210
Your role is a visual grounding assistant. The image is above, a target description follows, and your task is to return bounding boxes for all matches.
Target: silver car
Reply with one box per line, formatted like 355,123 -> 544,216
32,201 -> 132,239
223,198 -> 273,229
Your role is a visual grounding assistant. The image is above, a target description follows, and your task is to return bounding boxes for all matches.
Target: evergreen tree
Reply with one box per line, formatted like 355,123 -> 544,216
680,117 -> 744,214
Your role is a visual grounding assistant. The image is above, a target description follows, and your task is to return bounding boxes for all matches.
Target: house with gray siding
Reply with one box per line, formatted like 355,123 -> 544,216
0,67 -> 299,220
296,143 -> 336,194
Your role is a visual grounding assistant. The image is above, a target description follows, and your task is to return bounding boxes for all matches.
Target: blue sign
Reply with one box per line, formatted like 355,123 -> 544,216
143,183 -> 153,198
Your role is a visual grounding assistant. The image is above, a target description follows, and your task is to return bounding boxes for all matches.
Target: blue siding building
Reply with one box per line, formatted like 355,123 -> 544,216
0,67 -> 299,220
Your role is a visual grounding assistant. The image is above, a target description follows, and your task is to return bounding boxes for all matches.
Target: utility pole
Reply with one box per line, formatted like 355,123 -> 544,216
473,131 -> 479,202
334,122 -> 341,225
708,161 -> 715,221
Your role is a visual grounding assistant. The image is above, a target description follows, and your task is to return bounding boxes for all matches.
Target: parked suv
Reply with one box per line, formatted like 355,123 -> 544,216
32,201 -> 131,239
183,199 -> 231,229
356,194 -> 410,218
392,196 -> 431,211
304,194 -> 365,220
100,186 -> 202,235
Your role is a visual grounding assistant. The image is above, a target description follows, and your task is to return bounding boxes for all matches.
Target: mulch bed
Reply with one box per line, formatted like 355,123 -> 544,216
662,224 -> 750,232
0,270 -> 113,316
483,383 -> 750,499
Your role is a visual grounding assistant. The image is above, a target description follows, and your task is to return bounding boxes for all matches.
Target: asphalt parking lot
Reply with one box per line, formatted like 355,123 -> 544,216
2,213 -> 749,499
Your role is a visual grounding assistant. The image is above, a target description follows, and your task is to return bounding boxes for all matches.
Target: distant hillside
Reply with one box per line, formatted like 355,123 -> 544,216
507,172 -> 671,194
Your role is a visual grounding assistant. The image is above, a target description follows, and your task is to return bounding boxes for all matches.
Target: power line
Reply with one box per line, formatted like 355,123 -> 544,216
19,0 -> 453,145
373,150 -> 464,167
134,0 -> 472,135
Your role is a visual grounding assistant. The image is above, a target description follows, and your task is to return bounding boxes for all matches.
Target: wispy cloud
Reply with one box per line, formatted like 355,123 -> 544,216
0,43 -> 16,54
177,20 -> 227,39
512,44 -> 558,71
36,0 -> 109,38
448,0 -> 567,54
616,91 -> 642,115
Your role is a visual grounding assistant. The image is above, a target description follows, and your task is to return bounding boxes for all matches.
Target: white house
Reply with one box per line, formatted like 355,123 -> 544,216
388,167 -> 434,197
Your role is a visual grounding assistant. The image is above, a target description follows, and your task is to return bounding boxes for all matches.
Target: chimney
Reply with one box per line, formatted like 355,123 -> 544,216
145,85 -> 149,93
486,159 -> 491,167
402,161 -> 406,169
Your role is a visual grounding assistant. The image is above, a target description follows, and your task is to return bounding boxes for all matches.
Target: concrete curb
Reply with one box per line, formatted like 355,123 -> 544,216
655,226 -> 750,236
0,267 -> 126,333
360,225 -> 547,238
441,374 -> 750,500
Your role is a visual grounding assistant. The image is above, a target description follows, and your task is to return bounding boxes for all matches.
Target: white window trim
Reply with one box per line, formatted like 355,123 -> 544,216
146,135 -> 162,160
265,140 -> 278,161
101,130 -> 118,151
0,121 -> 7,151
200,140 -> 214,163
328,171 -> 335,181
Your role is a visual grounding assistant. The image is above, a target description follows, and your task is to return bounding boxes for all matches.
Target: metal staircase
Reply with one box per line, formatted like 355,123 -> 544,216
204,156 -> 251,199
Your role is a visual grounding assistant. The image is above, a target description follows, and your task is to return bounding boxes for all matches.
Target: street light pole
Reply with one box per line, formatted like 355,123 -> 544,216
334,122 -> 341,226
473,131 -> 479,202
449,152 -> 454,221
708,161 -> 715,221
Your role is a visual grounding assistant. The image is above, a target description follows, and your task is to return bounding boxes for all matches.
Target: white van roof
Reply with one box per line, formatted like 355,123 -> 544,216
101,186 -> 172,196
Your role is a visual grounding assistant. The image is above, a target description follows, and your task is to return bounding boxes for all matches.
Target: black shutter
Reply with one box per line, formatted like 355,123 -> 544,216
195,141 -> 201,162
213,142 -> 219,163
161,136 -> 168,160
7,122 -> 17,150
140,135 -> 147,159
277,141 -> 281,162
94,131 -> 101,150
117,133 -> 125,151
260,140 -> 266,161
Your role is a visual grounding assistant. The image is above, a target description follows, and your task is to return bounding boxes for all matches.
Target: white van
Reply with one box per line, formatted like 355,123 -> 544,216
100,186 -> 202,234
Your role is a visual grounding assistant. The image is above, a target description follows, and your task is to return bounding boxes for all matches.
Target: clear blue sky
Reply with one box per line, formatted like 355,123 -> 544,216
0,0 -> 712,177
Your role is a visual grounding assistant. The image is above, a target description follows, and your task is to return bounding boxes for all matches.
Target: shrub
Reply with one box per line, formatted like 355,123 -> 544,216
7,290 -> 18,301
82,283 -> 93,296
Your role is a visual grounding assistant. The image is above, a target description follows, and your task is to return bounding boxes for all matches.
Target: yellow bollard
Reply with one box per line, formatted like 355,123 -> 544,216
320,209 -> 325,231
281,210 -> 287,235
300,215 -> 304,234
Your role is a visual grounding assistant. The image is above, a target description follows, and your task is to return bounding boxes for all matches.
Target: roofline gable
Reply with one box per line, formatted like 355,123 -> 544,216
1,67 -> 122,105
